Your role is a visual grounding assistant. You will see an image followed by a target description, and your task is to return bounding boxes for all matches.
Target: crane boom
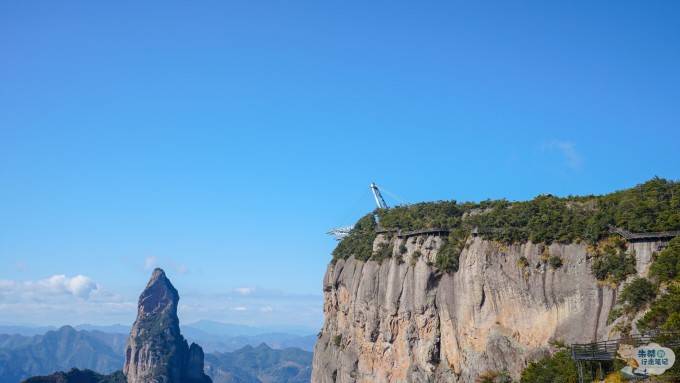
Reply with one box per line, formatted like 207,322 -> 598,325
370,182 -> 388,209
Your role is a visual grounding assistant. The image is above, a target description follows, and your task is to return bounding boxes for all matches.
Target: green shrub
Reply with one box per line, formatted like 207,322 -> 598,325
517,256 -> 530,269
435,229 -> 467,273
638,284 -> 680,332
591,254 -> 636,284
373,241 -> 394,263
333,178 -> 680,275
650,236 -> 680,283
376,200 -> 469,230
520,351 -> 583,383
332,214 -> 376,261
636,284 -> 680,378
332,334 -> 342,347
548,255 -> 563,269
618,277 -> 656,312
375,178 -> 680,245
589,236 -> 636,284
477,370 -> 512,383
435,244 -> 458,272
399,243 -> 407,255
607,307 -> 623,325
411,250 -> 422,266
597,177 -> 680,233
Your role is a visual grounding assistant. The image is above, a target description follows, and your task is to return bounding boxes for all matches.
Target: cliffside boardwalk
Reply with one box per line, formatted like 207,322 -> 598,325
608,225 -> 680,242
571,332 -> 680,382
374,225 -> 680,242
375,227 -> 450,238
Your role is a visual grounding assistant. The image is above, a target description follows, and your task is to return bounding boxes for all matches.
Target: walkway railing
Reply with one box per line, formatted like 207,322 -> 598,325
375,227 -> 449,238
608,225 -> 680,242
572,332 -> 680,361
374,225 -> 680,242
571,332 -> 680,383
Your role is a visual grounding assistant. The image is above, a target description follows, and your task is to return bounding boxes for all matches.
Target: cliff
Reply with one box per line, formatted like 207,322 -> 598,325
312,233 -> 666,382
313,178 -> 680,382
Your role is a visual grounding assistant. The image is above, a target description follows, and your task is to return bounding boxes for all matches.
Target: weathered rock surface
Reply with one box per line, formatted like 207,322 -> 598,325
312,234 -> 666,383
124,268 -> 211,383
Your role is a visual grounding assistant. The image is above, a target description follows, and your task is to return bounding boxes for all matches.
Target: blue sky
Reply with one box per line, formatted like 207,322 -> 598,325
1,1 -> 679,329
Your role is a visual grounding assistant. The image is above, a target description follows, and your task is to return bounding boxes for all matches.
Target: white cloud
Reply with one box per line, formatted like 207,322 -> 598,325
543,140 -> 583,170
0,274 -> 322,329
0,274 -> 136,326
234,287 -> 255,295
41,274 -> 98,299
0,274 -> 99,300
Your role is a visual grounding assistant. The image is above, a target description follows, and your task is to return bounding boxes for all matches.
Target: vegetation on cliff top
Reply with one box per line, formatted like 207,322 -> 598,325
331,214 -> 376,261
332,178 -> 680,270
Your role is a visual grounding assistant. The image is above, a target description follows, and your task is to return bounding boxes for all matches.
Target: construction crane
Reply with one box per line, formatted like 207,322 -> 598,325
370,182 -> 388,209
327,182 -> 389,240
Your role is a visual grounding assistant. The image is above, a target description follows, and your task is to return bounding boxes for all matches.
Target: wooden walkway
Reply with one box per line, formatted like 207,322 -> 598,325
571,332 -> 680,361
571,332 -> 680,383
608,225 -> 680,242
374,225 -> 679,242
375,227 -> 450,238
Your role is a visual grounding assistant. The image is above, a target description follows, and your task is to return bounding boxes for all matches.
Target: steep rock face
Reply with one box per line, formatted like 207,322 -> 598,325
312,234 -> 665,383
124,268 -> 211,383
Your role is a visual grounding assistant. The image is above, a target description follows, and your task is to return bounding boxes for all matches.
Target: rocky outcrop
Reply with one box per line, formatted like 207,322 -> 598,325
312,234 -> 666,383
22,269 -> 213,383
124,268 -> 211,383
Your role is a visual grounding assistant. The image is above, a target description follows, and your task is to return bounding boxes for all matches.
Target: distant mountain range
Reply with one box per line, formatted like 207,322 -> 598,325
0,325 -> 314,383
0,326 -> 126,383
206,343 -> 312,383
0,321 -> 317,353
186,320 -> 316,337
0,321 -> 316,337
